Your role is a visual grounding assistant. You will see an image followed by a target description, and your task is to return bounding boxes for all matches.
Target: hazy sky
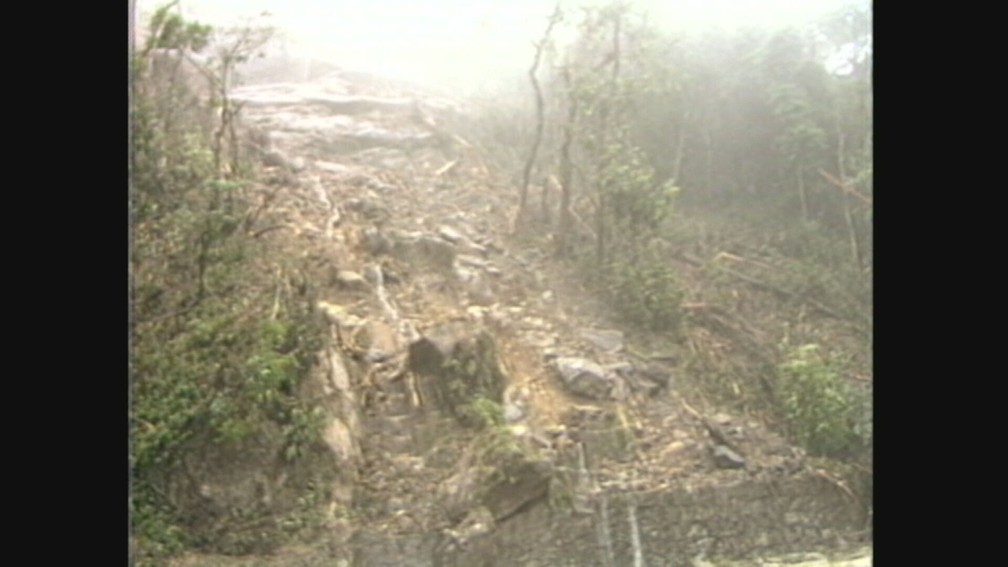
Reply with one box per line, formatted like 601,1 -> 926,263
135,0 -> 865,92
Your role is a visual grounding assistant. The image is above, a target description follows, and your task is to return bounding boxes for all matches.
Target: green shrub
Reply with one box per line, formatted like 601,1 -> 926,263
777,344 -> 871,458
602,256 -> 683,332
459,397 -> 506,430
130,6 -> 324,561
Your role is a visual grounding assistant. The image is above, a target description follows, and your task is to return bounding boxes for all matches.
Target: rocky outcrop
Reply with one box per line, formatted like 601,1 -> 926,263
554,356 -> 628,401
389,230 -> 457,273
437,431 -> 553,524
408,324 -> 507,425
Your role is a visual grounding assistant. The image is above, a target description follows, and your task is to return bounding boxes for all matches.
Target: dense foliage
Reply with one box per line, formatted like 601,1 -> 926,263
467,0 -> 871,462
130,4 -> 327,564
777,344 -> 871,458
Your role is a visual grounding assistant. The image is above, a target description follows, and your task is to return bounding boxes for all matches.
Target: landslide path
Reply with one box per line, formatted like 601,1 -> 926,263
174,67 -> 871,567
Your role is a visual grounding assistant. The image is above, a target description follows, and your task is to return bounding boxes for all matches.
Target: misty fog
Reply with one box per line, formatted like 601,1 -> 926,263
132,1 -> 873,564
133,0 -> 857,95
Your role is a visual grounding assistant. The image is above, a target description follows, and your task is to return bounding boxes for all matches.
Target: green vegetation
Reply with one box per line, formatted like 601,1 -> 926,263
549,3 -> 685,332
439,332 -> 507,426
130,0 -> 872,559
601,252 -> 683,332
459,397 -> 506,430
130,4 -> 327,564
465,0 -> 871,465
777,344 -> 871,459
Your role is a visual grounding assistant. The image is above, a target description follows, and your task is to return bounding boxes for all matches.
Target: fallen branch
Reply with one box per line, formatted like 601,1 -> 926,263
712,251 -> 775,271
672,250 -> 704,268
812,467 -> 858,503
679,398 -> 703,421
435,159 -> 460,177
715,263 -> 846,321
250,224 -> 290,238
818,169 -> 872,206
680,399 -> 741,453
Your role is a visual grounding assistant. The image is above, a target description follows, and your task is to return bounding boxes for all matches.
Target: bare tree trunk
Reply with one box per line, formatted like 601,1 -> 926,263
703,127 -> 714,192
836,128 -> 862,267
797,164 -> 809,223
228,100 -> 245,178
670,116 -> 687,184
517,5 -> 561,230
611,13 -> 621,82
556,66 -> 578,259
540,175 -> 551,226
595,191 -> 606,265
211,61 -> 230,178
595,8 -> 622,266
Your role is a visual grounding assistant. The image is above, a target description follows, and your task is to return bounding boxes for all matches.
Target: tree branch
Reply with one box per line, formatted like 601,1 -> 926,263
818,168 -> 872,206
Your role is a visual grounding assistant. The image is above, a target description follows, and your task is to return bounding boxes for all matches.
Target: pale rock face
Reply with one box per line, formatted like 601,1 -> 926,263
553,356 -> 627,400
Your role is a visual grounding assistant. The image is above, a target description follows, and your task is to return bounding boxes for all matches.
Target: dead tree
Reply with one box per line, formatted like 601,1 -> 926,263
555,64 -> 580,258
517,4 -> 562,230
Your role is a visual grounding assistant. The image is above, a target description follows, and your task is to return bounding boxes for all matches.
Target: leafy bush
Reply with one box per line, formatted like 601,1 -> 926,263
601,255 -> 683,332
130,6 -> 325,564
459,397 -> 506,430
777,344 -> 871,458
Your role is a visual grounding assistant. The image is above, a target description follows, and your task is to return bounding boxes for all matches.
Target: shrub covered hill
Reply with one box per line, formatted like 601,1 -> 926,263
130,3 -> 871,566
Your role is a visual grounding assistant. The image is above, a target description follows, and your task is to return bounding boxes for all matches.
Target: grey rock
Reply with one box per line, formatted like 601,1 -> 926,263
334,269 -> 371,291
503,403 -> 525,423
324,417 -> 361,465
408,323 -> 466,376
637,361 -> 674,387
554,357 -> 626,400
459,240 -> 489,256
456,254 -> 490,269
712,444 -> 746,469
456,265 -> 495,306
346,198 -> 390,222
390,230 -> 456,272
466,284 -> 496,307
437,225 -> 466,243
262,148 -> 295,169
315,160 -> 352,174
317,301 -> 365,328
606,362 -> 663,396
454,265 -> 480,284
362,227 -> 392,255
408,325 -> 507,422
604,361 -> 636,376
481,455 -> 552,521
580,328 -> 624,353
446,506 -> 496,547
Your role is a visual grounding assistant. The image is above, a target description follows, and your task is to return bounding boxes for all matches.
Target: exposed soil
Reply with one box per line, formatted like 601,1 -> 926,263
169,60 -> 871,566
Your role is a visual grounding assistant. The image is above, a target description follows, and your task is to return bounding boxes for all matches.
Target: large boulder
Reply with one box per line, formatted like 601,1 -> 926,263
438,430 -> 553,525
408,324 -> 507,425
390,230 -> 456,272
553,357 -> 627,401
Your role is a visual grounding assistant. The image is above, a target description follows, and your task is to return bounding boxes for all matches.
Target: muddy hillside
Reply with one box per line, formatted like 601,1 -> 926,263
148,55 -> 873,566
